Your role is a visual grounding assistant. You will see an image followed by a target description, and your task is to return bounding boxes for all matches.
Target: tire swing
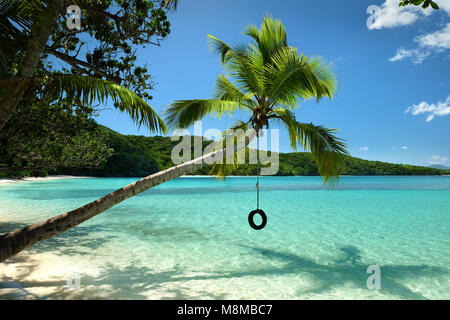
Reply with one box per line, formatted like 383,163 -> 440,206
248,133 -> 267,230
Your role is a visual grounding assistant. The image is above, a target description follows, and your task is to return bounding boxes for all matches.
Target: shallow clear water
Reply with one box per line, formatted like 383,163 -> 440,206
1,176 -> 449,299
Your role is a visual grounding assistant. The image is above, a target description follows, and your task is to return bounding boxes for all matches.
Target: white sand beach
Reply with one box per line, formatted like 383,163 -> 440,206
0,175 -> 92,186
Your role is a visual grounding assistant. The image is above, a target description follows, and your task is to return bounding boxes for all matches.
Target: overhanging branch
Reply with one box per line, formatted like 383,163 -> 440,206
45,47 -> 121,83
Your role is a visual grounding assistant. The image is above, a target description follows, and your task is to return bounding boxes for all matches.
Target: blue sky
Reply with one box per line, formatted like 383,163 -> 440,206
95,0 -> 450,167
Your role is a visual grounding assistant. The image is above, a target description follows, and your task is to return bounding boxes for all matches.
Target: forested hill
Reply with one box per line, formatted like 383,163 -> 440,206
58,126 -> 446,177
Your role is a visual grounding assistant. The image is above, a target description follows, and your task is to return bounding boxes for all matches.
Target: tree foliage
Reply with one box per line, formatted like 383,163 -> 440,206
52,128 -> 445,177
1,0 -> 174,96
399,0 -> 440,10
0,0 -> 174,133
46,0 -> 173,100
0,101 -> 113,177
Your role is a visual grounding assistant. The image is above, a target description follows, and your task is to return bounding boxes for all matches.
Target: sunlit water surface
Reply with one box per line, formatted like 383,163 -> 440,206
1,176 -> 449,299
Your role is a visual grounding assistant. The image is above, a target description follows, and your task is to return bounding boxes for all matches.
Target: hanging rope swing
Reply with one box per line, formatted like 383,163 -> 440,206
248,131 -> 267,230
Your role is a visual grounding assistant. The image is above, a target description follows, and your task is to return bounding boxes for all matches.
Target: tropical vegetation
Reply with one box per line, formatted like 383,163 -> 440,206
0,0 -> 175,132
2,125 -> 444,177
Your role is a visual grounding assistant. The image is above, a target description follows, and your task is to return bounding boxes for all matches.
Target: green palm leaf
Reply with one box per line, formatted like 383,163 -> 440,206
208,34 -> 234,64
244,16 -> 288,65
164,99 -> 245,129
47,74 -> 166,133
214,74 -> 255,106
272,107 -> 348,183
265,47 -> 336,108
208,35 -> 266,97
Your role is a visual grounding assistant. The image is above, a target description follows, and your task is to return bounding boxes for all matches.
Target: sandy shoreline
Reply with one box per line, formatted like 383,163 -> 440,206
0,175 -> 92,185
1,174 -> 446,186
0,175 -> 276,186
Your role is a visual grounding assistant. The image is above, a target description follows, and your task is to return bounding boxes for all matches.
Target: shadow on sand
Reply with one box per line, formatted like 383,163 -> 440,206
0,221 -> 117,257
1,244 -> 447,299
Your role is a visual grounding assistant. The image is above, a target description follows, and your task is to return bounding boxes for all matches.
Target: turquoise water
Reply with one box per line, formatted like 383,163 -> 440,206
0,176 -> 449,299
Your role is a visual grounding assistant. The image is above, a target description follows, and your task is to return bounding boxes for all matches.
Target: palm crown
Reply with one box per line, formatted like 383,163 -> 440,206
165,16 -> 348,183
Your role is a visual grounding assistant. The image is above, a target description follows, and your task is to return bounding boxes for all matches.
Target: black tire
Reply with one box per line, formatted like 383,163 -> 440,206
248,209 -> 267,230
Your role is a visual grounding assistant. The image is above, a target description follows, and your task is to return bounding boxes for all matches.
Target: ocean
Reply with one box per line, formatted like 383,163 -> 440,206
0,176 -> 449,299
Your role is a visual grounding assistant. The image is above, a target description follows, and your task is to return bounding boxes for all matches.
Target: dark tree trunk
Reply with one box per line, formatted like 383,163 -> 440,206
0,0 -> 62,132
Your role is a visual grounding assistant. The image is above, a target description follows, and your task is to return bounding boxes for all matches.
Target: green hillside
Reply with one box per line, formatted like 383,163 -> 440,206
429,164 -> 449,170
58,126 -> 444,177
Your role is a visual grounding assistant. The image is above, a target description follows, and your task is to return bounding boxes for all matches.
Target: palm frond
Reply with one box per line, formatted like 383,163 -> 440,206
47,74 -> 166,133
272,107 -> 347,184
214,74 -> 255,108
0,0 -> 88,78
306,56 -> 337,100
0,0 -> 38,36
223,45 -> 266,98
0,0 -> 38,74
164,99 -> 244,129
163,0 -> 178,11
207,34 -> 234,64
244,16 -> 287,65
208,34 -> 266,96
265,47 -> 336,108
270,107 -> 299,148
297,123 -> 347,184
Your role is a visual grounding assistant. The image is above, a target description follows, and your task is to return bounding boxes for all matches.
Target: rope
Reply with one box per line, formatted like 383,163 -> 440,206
256,175 -> 259,209
256,130 -> 260,210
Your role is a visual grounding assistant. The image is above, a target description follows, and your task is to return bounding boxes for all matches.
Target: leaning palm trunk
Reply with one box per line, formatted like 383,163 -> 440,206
0,130 -> 256,262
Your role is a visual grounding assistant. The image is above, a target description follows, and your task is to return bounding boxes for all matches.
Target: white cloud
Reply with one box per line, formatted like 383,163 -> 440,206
367,0 -> 434,30
389,23 -> 450,63
415,22 -> 450,50
405,95 -> 450,122
439,0 -> 450,14
380,0 -> 450,63
360,146 -> 369,151
392,146 -> 408,150
389,48 -> 430,63
428,155 -> 448,165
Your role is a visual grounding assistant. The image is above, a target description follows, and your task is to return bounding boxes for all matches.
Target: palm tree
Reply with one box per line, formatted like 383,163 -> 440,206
0,16 -> 347,262
166,16 -> 348,181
